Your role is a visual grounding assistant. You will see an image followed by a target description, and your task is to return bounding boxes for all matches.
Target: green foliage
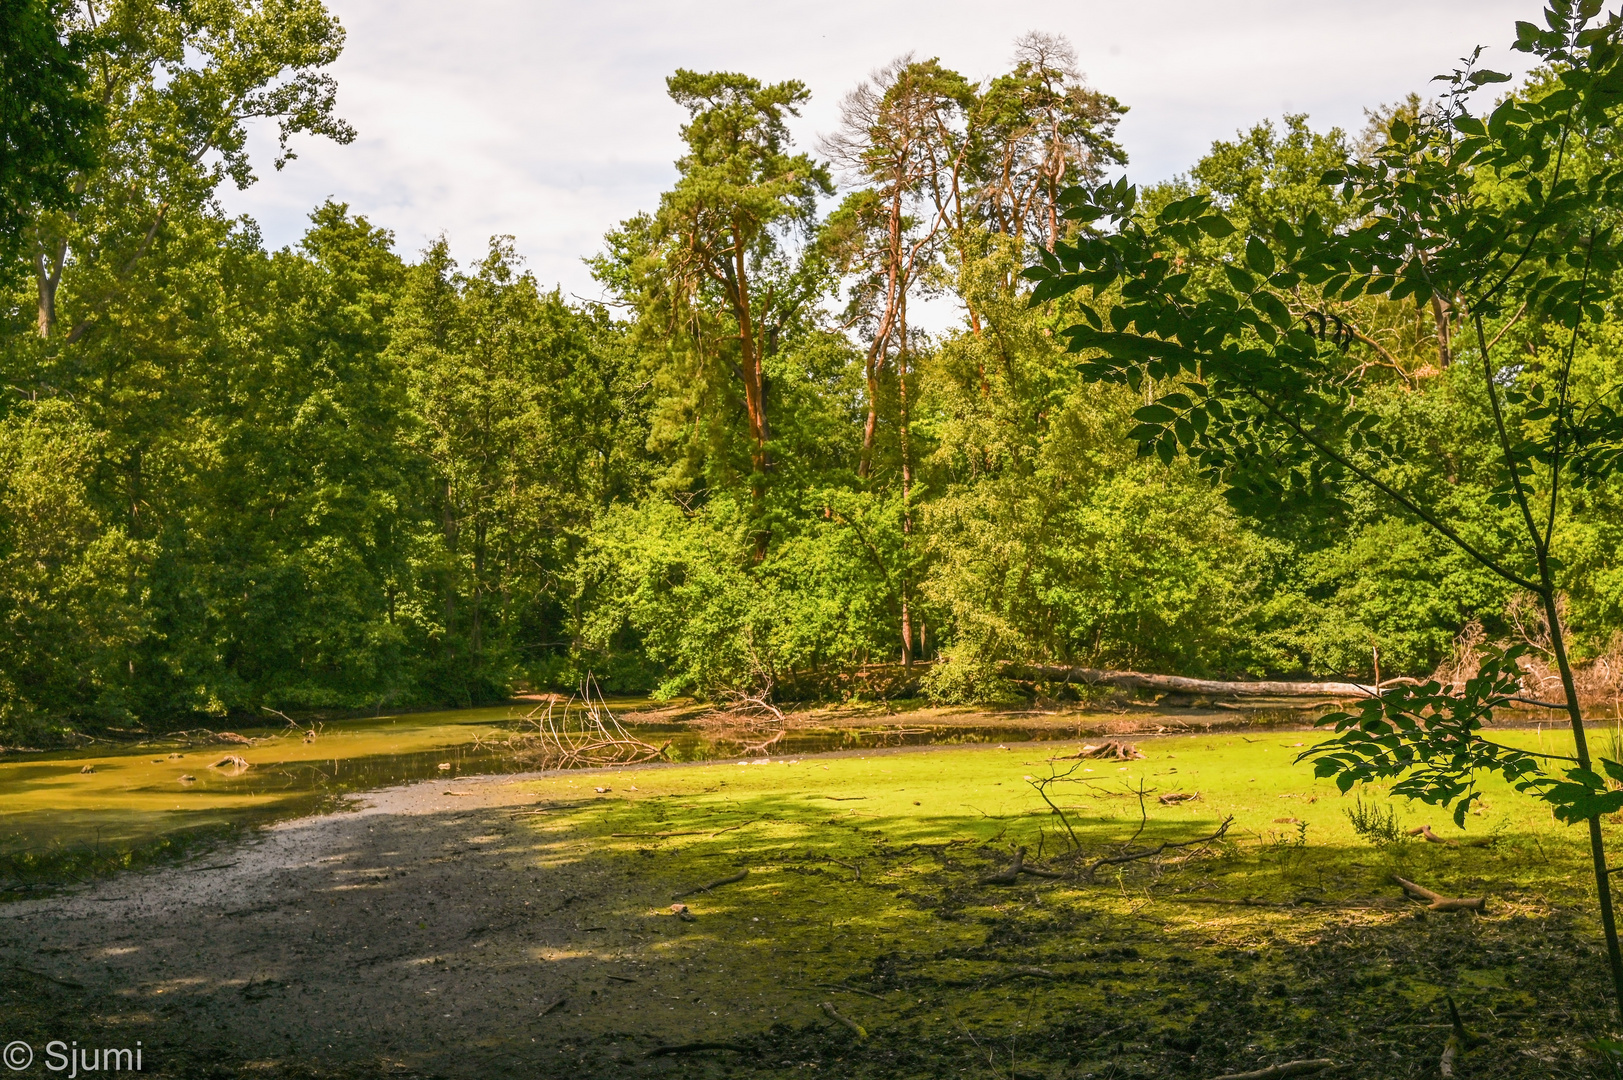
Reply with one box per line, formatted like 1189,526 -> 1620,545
0,0 -> 100,265
0,400 -> 143,736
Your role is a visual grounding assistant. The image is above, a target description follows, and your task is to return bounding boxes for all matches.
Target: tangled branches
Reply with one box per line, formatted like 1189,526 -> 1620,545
508,676 -> 667,768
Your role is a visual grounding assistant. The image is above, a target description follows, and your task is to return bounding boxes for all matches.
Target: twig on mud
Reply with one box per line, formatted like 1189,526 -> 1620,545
821,1001 -> 867,1040
672,869 -> 749,899
647,1042 -> 752,1057
539,996 -> 567,1016
829,859 -> 861,882
1209,1061 -> 1335,1080
1394,876 -> 1486,913
1087,816 -> 1235,881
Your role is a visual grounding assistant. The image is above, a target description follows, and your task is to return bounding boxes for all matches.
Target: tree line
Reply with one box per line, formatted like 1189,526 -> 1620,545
2,0 -> 1620,742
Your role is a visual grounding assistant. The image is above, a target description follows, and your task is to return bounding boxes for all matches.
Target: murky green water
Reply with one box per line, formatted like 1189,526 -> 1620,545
0,703 -> 1194,871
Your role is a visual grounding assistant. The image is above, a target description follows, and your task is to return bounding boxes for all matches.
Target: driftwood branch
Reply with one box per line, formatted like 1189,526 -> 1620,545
1088,816 -> 1235,880
1210,1061 -> 1335,1080
1394,876 -> 1486,913
672,869 -> 749,899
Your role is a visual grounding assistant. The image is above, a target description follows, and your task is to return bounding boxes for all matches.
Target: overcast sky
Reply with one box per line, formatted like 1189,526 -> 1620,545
218,0 -> 1537,304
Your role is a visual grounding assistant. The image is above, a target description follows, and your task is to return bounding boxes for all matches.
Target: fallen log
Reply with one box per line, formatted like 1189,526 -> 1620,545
1210,1061 -> 1335,1080
1003,663 -> 1380,699
1394,876 -> 1486,913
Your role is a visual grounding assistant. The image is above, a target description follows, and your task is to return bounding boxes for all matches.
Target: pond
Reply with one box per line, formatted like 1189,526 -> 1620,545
0,698 -> 1367,875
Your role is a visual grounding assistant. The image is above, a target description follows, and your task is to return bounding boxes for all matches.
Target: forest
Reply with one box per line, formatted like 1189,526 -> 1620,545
8,0 -> 1621,749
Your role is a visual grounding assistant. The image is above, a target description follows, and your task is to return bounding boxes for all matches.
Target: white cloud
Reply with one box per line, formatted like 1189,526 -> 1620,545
218,0 -> 1538,304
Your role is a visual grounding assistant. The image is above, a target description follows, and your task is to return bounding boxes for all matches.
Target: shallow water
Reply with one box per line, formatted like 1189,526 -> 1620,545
0,704 -> 1192,866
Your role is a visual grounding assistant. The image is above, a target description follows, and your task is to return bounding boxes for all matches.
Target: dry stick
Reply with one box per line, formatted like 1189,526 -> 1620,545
1088,816 -> 1235,880
710,818 -> 761,837
1393,876 -> 1486,913
672,869 -> 749,899
830,859 -> 861,882
1210,1061 -> 1335,1080
539,996 -> 567,1017
821,1001 -> 867,1040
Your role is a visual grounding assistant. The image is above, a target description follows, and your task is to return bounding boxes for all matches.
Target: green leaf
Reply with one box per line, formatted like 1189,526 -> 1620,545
1197,215 -> 1236,239
1223,265 -> 1255,292
1245,236 -> 1276,276
1469,69 -> 1512,85
1133,404 -> 1177,424
1255,292 -> 1292,328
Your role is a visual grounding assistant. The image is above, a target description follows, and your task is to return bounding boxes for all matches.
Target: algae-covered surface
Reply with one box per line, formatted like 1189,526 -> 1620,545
1,731 -> 1619,1078
0,698 -> 1214,878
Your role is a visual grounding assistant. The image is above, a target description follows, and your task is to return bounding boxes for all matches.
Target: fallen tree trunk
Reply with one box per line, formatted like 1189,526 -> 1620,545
1003,663 -> 1381,699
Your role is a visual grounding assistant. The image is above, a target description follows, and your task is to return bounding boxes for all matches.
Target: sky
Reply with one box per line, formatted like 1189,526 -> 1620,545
217,0 -> 1539,306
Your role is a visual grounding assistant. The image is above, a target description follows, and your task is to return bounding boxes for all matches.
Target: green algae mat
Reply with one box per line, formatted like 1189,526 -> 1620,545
3,731 -> 1621,1078
477,733 -> 1616,1077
